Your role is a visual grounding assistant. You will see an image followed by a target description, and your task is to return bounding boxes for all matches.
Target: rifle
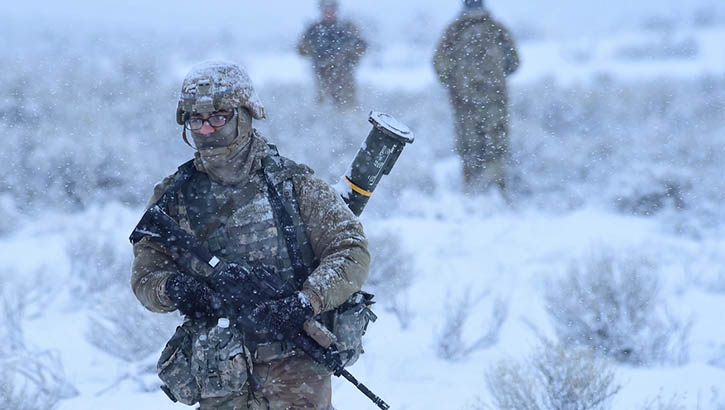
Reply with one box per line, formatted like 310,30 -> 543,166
130,112 -> 413,410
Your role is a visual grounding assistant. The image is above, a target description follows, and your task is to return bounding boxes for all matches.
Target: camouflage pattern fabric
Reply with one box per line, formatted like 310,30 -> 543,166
131,131 -> 370,315
454,111 -> 509,191
331,292 -> 376,367
176,61 -> 266,123
197,355 -> 333,410
433,10 -> 519,192
191,323 -> 253,400
297,21 -> 367,107
131,130 -> 369,404
157,320 -> 203,405
157,319 -> 254,405
178,164 -> 301,290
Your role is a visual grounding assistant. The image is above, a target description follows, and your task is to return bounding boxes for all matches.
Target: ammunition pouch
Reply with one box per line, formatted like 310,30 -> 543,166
156,293 -> 377,405
192,323 -> 252,400
250,290 -> 377,367
157,321 -> 202,405
331,291 -> 377,367
158,320 -> 252,405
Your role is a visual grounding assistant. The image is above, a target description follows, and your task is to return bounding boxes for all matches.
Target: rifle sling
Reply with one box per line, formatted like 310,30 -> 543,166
262,166 -> 311,290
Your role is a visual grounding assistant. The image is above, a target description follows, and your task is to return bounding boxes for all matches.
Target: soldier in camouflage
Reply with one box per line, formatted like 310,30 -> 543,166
434,0 -> 520,193
131,61 -> 369,410
297,0 -> 368,108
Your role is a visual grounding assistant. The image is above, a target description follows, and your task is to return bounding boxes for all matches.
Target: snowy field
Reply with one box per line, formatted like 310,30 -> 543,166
2,1 -> 725,409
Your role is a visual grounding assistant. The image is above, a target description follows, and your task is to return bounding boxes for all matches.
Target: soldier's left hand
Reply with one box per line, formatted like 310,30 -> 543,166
247,291 -> 314,339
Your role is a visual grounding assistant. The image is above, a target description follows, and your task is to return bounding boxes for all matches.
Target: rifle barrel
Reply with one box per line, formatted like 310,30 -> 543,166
340,370 -> 390,410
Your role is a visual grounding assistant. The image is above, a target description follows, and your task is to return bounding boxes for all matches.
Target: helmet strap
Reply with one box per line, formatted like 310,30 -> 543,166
182,127 -> 196,150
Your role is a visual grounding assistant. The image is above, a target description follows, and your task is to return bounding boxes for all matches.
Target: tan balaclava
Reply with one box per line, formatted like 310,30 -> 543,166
190,108 -> 257,185
176,61 -> 266,185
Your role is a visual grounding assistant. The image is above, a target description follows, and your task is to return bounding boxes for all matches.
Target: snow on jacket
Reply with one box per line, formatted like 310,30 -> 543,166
131,131 -> 369,316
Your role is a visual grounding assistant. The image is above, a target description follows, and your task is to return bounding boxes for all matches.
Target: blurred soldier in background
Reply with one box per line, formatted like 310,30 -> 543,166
131,61 -> 369,409
297,0 -> 368,108
434,0 -> 519,193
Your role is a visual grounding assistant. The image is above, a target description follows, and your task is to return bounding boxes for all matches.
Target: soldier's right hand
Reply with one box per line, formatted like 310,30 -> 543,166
165,273 -> 223,319
209,262 -> 293,308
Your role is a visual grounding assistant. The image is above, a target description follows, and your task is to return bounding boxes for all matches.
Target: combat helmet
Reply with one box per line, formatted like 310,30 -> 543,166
464,0 -> 485,9
319,0 -> 339,10
176,61 -> 266,126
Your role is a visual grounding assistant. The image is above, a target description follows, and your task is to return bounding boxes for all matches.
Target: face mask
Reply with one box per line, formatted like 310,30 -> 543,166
189,108 -> 257,185
190,110 -> 240,150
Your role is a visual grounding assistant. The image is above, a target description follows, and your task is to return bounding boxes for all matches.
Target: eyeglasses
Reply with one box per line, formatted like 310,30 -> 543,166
184,110 -> 235,132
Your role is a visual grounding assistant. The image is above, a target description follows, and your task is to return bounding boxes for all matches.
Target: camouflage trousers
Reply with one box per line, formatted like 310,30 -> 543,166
452,104 -> 510,193
198,355 -> 334,410
313,65 -> 357,108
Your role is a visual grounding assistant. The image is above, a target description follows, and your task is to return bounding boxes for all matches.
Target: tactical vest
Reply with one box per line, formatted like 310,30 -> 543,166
151,149 -> 375,404
163,147 -> 318,300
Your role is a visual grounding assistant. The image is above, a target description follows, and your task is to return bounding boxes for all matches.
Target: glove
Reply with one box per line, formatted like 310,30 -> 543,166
165,273 -> 223,319
208,262 -> 290,309
247,292 -> 314,339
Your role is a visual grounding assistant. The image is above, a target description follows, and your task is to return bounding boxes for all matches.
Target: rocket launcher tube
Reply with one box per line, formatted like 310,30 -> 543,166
339,112 -> 415,216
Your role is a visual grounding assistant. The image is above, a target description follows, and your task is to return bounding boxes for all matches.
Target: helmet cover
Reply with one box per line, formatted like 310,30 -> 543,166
176,60 -> 265,125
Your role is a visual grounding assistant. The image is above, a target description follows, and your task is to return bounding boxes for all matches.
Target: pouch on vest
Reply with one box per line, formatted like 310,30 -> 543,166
332,291 -> 377,367
157,320 -> 202,405
191,322 -> 252,400
157,320 -> 252,404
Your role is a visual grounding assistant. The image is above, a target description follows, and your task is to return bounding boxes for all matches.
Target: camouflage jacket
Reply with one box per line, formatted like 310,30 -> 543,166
131,132 -> 370,316
297,20 -> 367,70
433,10 -> 519,100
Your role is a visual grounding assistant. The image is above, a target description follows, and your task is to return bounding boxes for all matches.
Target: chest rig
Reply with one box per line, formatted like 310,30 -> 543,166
163,147 -> 318,294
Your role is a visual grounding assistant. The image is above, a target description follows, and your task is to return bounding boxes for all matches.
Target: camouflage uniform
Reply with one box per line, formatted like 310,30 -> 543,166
433,7 -> 519,192
297,13 -> 367,107
131,61 -> 369,410
197,355 -> 332,410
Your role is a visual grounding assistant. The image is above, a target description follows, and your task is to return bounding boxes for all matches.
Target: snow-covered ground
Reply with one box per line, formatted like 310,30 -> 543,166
2,1 -> 725,409
3,197 -> 725,409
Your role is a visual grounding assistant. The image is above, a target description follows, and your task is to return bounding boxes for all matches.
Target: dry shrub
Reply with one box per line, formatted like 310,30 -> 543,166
484,340 -> 620,410
639,393 -> 685,410
545,251 -> 690,365
0,276 -> 77,409
436,288 -> 508,361
67,232 -> 133,300
85,285 -> 179,393
365,231 -> 416,328
86,286 -> 178,364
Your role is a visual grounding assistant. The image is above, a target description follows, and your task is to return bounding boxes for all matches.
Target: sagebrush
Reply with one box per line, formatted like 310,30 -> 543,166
436,288 -> 508,361
364,231 -> 415,328
545,251 -> 690,365
483,340 -> 620,410
86,286 -> 178,363
0,277 -> 77,409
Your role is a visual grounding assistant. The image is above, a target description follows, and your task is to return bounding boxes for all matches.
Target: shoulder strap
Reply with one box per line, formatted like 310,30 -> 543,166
261,148 -> 318,288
